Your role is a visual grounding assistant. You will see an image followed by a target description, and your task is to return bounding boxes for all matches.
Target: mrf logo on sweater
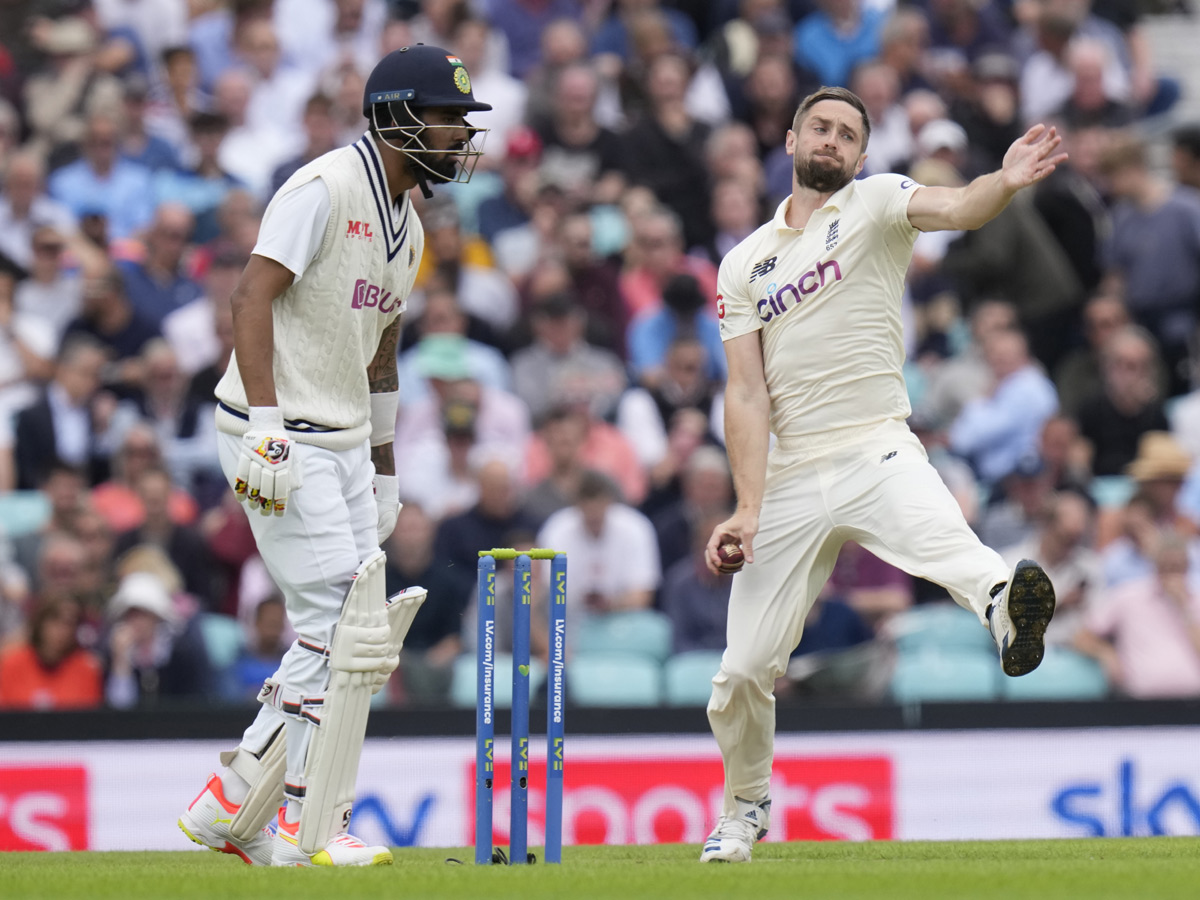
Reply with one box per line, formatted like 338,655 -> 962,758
757,258 -> 843,323
351,279 -> 402,314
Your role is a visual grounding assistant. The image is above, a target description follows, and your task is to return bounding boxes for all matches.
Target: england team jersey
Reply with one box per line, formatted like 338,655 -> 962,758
717,173 -> 921,448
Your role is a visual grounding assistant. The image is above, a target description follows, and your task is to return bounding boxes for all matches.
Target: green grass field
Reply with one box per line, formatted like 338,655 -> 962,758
6,839 -> 1200,900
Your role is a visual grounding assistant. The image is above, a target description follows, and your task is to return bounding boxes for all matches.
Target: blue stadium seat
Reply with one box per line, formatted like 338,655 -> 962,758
449,653 -> 546,709
999,646 -> 1110,700
568,653 -> 662,707
0,490 -> 51,538
890,603 -> 994,655
575,610 -> 675,664
663,650 -> 724,707
1090,475 -> 1136,509
198,613 -> 244,672
890,648 -> 1000,703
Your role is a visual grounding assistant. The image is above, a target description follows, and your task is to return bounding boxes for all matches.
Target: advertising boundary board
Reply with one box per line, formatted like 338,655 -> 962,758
4,726 -> 1200,850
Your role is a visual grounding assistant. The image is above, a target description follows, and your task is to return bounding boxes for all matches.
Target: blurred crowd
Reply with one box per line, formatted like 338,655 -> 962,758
1,0 -> 1200,711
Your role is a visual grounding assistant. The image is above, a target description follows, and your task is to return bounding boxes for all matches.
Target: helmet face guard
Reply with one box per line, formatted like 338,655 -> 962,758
368,95 -> 489,187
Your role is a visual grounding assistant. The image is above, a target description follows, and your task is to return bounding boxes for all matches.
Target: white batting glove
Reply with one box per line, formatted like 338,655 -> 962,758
374,473 -> 400,543
235,407 -> 292,517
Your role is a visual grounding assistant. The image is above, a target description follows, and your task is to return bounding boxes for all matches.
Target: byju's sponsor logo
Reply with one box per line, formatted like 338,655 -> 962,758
351,279 -> 402,313
757,259 -> 843,323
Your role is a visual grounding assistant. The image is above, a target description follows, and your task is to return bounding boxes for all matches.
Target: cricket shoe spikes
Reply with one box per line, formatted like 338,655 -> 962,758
178,773 -> 275,865
271,808 -> 393,867
988,558 -> 1056,677
699,796 -> 771,863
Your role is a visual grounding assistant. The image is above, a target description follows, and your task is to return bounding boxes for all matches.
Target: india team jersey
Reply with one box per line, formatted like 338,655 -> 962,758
717,173 -> 921,448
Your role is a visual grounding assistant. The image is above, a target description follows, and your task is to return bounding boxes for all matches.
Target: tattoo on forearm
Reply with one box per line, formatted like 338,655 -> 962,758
372,442 -> 395,476
367,319 -> 400,393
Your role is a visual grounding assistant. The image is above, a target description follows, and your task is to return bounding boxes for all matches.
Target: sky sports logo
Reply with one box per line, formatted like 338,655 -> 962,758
758,259 -> 843,323
351,279 -> 402,314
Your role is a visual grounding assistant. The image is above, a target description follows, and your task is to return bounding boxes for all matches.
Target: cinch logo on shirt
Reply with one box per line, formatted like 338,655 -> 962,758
757,259 -> 843,323
351,279 -> 402,313
346,220 -> 374,240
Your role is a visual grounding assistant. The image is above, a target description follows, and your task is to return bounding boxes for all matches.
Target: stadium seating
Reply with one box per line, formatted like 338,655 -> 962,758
890,603 -> 994,655
0,490 -> 51,538
662,650 -> 724,706
198,613 -> 244,672
999,646 -> 1110,701
449,653 -> 547,709
568,653 -> 662,707
575,609 -> 674,664
890,648 -> 1000,703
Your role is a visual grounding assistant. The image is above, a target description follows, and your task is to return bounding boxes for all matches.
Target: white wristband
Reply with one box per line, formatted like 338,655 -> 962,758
369,391 -> 399,446
248,405 -> 286,432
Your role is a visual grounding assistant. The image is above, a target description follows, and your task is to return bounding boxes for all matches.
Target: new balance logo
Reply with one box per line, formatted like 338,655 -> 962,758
881,451 -> 898,463
346,220 -> 374,240
749,255 -> 777,282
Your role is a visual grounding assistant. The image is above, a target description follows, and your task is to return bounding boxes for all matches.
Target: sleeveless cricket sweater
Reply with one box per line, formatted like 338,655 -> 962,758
215,134 -> 424,450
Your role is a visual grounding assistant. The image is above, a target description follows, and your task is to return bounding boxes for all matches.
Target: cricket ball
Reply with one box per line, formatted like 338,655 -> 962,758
717,542 -> 745,574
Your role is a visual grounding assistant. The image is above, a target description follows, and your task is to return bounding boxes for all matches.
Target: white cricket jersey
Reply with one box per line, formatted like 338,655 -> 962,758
717,173 -> 921,450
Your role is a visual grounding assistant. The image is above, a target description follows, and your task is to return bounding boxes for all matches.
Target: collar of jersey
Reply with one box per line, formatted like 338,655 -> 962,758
352,132 -> 410,263
773,181 -> 855,231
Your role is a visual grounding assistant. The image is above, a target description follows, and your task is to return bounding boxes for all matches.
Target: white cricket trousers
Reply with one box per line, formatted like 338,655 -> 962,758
707,417 -> 1008,816
216,433 -> 377,782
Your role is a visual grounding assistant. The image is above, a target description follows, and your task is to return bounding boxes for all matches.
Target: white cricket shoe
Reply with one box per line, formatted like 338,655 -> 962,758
178,773 -> 275,866
699,796 -> 771,863
271,807 -> 393,867
989,558 -> 1056,677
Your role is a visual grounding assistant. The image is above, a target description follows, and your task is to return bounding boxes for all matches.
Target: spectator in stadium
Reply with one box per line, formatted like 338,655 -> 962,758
0,263 -> 56,440
950,53 -> 1024,175
0,595 -> 103,709
926,0 -> 1012,66
434,458 -> 536,578
738,53 -> 801,162
452,17 -> 527,163
1077,326 -> 1168,477
10,462 -> 89,581
877,6 -> 934,96
1077,531 -> 1200,698
162,249 -> 242,381
224,594 -> 287,702
397,287 -> 513,404
211,68 -> 294,200
524,398 -> 649,508
488,0 -> 583,80
13,335 -> 114,490
511,292 -> 627,424
851,61 -> 911,178
30,532 -> 93,615
705,177 -> 762,265
620,205 -> 718,322
1101,131 -> 1200,395
1033,125 -> 1110,297
618,52 -> 714,251
61,267 -> 161,392
12,225 -> 90,345
1054,292 -> 1131,419
477,126 -> 542,242
113,466 -> 216,609
103,569 -> 213,707
948,328 -> 1059,487
117,76 -> 181,172
21,17 -> 123,165
47,113 -> 155,240
531,62 -> 626,206
559,212 -> 628,357
268,93 -> 338,195
1000,490 -> 1100,645
793,0 -> 886,89
1054,39 -> 1138,130
629,272 -> 726,388
651,444 -> 734,576
521,405 -> 591,528
91,422 -> 198,533
0,151 -> 77,268
144,45 -> 210,155
381,503 -> 472,704
661,513 -> 734,654
117,203 -> 202,327
151,111 -> 243,245
235,17 -> 314,161
535,469 -> 662,641
1172,123 -> 1200,192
